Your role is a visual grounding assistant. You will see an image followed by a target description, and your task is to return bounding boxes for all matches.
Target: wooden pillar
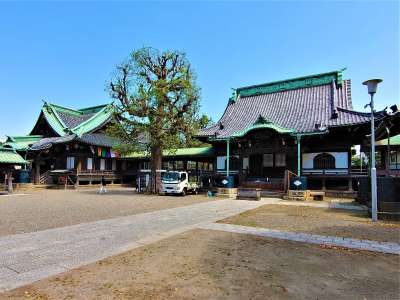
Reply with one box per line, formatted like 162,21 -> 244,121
35,163 -> 40,184
348,150 -> 352,176
348,178 -> 353,192
7,171 -> 13,192
384,148 -> 390,177
322,178 -> 326,191
195,161 -> 199,183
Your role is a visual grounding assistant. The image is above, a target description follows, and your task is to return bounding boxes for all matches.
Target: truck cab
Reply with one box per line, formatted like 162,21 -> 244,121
161,171 -> 198,196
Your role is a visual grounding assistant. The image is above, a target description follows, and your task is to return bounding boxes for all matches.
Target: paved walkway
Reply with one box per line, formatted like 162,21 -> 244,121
199,223 -> 400,255
0,199 -> 266,292
0,198 -> 390,293
262,198 -> 367,211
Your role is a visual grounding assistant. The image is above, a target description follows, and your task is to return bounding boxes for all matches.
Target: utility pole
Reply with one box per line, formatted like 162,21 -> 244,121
363,79 -> 382,222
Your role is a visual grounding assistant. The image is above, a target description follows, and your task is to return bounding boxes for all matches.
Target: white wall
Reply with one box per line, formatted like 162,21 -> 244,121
217,155 -> 240,170
217,156 -> 226,170
302,152 -> 348,169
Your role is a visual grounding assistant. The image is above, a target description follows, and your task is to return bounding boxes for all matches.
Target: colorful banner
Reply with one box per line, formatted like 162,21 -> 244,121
95,147 -> 120,159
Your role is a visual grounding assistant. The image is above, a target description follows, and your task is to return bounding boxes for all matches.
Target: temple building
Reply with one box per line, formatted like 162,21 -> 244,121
1,101 -> 214,187
1,69 -> 398,200
197,70 -> 399,195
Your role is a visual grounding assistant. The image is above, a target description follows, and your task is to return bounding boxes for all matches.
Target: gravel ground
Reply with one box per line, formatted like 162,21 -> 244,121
0,188 -> 213,236
220,204 -> 400,243
2,229 -> 398,300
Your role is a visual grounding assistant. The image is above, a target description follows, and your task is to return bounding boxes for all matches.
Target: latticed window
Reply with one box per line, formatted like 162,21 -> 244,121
314,153 -> 335,169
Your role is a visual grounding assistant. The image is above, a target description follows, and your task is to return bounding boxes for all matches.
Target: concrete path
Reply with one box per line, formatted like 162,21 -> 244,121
262,198 -> 367,211
199,223 -> 400,255
0,199 -> 266,292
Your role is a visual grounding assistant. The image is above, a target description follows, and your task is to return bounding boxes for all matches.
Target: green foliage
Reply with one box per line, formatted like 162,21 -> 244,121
108,47 -> 207,155
182,114 -> 214,147
351,155 -> 368,168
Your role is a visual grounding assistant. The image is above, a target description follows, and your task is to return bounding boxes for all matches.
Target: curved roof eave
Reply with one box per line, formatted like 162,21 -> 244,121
231,123 -> 294,138
72,104 -> 114,137
41,103 -> 70,136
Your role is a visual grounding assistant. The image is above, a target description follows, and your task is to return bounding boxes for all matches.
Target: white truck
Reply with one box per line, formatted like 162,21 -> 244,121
161,171 -> 199,196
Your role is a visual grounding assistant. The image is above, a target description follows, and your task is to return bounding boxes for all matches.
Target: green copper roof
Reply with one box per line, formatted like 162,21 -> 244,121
2,135 -> 43,151
376,134 -> 400,146
231,115 -> 294,138
125,146 -> 214,159
0,147 -> 27,164
37,102 -> 114,137
42,102 -> 70,136
78,104 -> 109,114
72,104 -> 114,137
232,123 -> 294,137
236,69 -> 345,99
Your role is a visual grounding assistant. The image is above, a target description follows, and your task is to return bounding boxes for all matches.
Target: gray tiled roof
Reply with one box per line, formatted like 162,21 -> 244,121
79,133 -> 118,148
198,80 -> 378,138
57,111 -> 96,129
29,135 -> 76,150
30,133 -> 118,150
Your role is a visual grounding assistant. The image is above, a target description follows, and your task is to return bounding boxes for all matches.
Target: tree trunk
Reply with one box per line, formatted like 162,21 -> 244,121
150,146 -> 162,194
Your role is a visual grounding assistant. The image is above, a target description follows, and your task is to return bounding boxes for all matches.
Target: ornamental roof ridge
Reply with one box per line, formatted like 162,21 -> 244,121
236,69 -> 346,98
78,103 -> 112,114
45,102 -> 84,116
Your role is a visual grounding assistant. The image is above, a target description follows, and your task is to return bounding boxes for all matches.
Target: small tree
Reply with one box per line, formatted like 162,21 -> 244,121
109,47 -> 202,193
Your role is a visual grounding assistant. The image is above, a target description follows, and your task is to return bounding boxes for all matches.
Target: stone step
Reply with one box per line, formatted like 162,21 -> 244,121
378,211 -> 400,221
378,202 -> 400,213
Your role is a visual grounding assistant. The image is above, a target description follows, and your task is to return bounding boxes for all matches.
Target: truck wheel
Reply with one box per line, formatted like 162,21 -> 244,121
181,188 -> 187,196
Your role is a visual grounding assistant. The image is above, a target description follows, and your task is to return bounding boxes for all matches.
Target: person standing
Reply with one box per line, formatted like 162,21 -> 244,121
99,175 -> 107,194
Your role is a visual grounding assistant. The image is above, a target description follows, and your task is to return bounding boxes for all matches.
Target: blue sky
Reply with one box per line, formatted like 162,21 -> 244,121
0,1 -> 398,138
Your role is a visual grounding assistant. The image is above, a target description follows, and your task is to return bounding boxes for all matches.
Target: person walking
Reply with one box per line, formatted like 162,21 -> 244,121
99,175 -> 107,194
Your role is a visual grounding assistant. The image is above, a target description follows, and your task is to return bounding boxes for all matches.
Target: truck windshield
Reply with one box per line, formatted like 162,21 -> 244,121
162,172 -> 180,182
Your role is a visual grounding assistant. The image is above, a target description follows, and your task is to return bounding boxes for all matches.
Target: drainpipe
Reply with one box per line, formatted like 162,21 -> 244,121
226,138 -> 230,179
297,135 -> 301,176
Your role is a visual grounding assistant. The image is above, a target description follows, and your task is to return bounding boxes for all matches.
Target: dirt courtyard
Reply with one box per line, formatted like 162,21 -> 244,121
2,229 -> 399,300
0,188 -> 213,236
221,204 -> 400,243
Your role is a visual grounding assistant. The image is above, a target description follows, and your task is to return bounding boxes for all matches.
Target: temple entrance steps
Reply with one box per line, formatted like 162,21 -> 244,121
236,188 -> 285,200
39,170 -> 51,184
260,189 -> 285,199
238,177 -> 285,200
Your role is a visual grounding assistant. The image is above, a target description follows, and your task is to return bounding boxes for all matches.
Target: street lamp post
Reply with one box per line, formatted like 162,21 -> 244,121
363,79 -> 382,222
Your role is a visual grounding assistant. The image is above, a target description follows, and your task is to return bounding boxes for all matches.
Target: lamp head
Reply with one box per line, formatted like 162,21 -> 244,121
362,79 -> 382,94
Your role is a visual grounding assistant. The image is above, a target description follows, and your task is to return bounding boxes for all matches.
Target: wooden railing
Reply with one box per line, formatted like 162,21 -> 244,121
39,170 -> 50,184
284,170 -> 298,192
350,168 -> 369,176
301,168 -> 349,175
302,168 -> 368,176
77,170 -> 118,176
